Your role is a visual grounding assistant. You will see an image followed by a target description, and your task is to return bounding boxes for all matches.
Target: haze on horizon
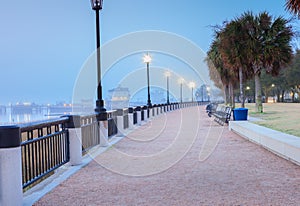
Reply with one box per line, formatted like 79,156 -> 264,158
0,0 -> 295,105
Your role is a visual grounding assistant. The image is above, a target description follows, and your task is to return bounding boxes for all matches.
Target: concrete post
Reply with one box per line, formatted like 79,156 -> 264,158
0,125 -> 22,206
153,105 -> 155,118
65,115 -> 82,166
152,105 -> 156,118
128,107 -> 135,130
117,109 -> 128,136
149,108 -> 153,119
97,113 -> 109,147
143,106 -> 148,122
136,107 -> 142,126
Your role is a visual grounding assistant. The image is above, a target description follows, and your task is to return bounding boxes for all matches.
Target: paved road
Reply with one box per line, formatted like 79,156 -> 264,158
34,106 -> 300,206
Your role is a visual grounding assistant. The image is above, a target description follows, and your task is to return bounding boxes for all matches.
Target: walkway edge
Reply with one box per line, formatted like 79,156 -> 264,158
22,134 -> 126,206
229,120 -> 300,166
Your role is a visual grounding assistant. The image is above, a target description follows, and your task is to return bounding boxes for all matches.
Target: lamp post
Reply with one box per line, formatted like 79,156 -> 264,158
165,71 -> 171,105
201,85 -> 204,102
189,82 -> 196,102
91,0 -> 106,115
246,86 -> 250,103
206,86 -> 210,102
143,53 -> 152,107
271,84 -> 275,103
178,78 -> 184,103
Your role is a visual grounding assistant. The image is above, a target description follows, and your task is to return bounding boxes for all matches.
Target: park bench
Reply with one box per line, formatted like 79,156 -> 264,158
206,103 -> 218,117
207,103 -> 232,125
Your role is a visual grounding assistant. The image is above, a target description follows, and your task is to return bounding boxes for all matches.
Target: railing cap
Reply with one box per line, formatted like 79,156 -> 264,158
0,125 -> 20,148
116,108 -> 129,116
63,115 -> 81,128
128,107 -> 135,113
96,111 -> 108,121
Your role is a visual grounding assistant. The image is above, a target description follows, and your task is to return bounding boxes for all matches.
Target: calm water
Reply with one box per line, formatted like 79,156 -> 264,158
0,107 -> 68,125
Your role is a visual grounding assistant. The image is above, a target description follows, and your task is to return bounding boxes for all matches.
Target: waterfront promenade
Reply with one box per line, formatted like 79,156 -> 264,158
33,106 -> 300,205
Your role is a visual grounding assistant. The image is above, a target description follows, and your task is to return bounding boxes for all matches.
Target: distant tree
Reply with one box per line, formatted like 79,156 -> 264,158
260,70 -> 287,102
285,50 -> 300,101
285,0 -> 300,17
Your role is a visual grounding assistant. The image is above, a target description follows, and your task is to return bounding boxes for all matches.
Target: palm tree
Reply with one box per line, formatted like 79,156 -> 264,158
285,0 -> 300,17
207,38 -> 238,107
218,20 -> 253,108
240,12 -> 293,112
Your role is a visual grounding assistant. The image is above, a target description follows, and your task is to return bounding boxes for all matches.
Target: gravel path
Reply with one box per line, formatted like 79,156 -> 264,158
34,107 -> 300,206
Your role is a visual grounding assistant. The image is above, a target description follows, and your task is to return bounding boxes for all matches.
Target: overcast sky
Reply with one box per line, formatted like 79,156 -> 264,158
0,0 -> 295,105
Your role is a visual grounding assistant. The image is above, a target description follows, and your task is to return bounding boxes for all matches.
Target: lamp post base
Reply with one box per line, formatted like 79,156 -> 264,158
95,99 -> 107,121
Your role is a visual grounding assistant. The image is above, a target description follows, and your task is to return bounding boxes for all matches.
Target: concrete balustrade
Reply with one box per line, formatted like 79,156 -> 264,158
116,108 -> 128,136
148,107 -> 153,119
128,107 -> 135,130
136,106 -> 142,126
143,106 -> 148,122
66,115 -> 82,166
0,125 -> 23,206
155,105 -> 160,116
158,104 -> 161,114
99,121 -> 109,146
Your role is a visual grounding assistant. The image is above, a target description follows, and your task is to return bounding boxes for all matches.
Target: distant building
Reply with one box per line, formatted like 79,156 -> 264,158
72,99 -> 94,114
0,105 -> 6,115
106,85 -> 130,110
48,102 -> 72,114
11,102 -> 41,114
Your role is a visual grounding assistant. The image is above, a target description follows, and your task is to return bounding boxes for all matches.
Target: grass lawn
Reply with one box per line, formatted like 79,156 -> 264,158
244,103 -> 300,137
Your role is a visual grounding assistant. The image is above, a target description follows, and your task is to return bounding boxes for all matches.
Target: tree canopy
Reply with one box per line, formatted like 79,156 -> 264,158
207,11 -> 294,111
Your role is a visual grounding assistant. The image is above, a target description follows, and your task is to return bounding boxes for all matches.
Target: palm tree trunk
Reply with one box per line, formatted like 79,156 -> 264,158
281,90 -> 285,102
229,81 -> 235,108
239,67 -> 245,108
255,73 -> 263,113
264,88 -> 268,103
224,84 -> 230,105
277,92 -> 281,103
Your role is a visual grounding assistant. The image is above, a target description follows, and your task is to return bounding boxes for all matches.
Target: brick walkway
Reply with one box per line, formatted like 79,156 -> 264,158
34,106 -> 300,206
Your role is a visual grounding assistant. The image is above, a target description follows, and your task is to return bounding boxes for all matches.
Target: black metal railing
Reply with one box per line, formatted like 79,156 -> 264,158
17,101 -> 203,190
20,117 -> 69,189
81,115 -> 100,153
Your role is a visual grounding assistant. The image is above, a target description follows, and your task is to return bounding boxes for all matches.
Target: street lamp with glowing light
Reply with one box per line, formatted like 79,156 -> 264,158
189,82 -> 196,102
178,78 -> 185,103
165,71 -> 171,104
143,53 -> 152,107
90,0 -> 106,116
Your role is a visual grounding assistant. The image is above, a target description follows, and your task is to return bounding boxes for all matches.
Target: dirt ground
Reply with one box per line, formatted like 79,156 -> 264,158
34,107 -> 300,206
